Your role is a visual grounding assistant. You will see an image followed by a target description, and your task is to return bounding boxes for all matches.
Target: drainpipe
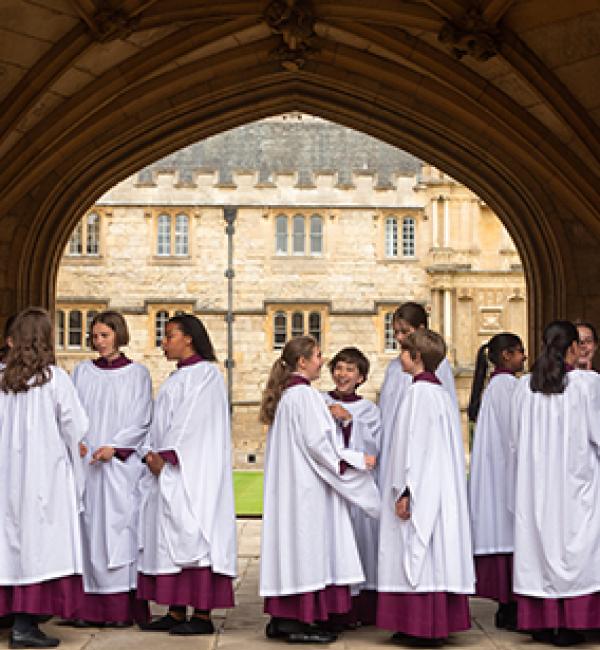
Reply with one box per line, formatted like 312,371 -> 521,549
223,207 -> 236,415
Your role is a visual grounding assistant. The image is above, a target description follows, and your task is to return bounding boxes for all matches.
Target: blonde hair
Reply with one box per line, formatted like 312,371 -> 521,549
259,336 -> 317,425
402,328 -> 446,373
1,307 -> 55,393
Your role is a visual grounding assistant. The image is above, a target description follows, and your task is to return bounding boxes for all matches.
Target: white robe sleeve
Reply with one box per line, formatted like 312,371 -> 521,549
300,389 -> 380,518
52,367 -> 89,507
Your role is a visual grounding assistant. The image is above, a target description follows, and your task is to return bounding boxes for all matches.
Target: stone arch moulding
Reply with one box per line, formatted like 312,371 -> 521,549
8,52 -> 579,352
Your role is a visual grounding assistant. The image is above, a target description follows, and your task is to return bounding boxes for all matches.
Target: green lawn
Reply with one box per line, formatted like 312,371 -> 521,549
233,470 -> 264,516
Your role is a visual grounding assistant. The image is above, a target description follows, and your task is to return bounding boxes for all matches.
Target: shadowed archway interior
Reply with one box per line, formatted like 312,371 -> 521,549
2,1 -> 600,349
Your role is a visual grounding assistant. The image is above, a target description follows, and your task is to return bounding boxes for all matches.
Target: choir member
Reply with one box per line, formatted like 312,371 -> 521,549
260,336 -> 380,643
71,311 -> 152,625
575,320 -> 598,371
322,346 -> 381,626
0,308 -> 89,648
378,302 -> 459,486
467,332 -> 526,630
510,320 -> 600,646
137,314 -> 236,635
377,329 -> 474,646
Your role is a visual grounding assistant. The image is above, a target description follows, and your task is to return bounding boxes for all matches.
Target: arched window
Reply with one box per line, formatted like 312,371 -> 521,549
69,222 -> 83,255
56,310 -> 65,348
273,311 -> 287,350
385,217 -> 398,258
157,214 -> 171,256
310,215 -> 323,255
68,310 -> 82,348
175,214 -> 189,256
275,215 -> 288,254
291,311 -> 304,338
402,217 -> 416,257
384,312 -> 397,351
86,310 -> 98,347
86,212 -> 100,255
155,310 -> 169,347
292,215 -> 305,254
308,312 -> 321,344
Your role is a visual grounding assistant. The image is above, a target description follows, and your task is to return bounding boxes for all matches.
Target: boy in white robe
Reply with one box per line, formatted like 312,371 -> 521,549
509,320 -> 600,646
377,329 -> 474,646
322,346 -> 382,626
467,332 -> 526,631
137,315 -> 236,636
71,311 -> 152,625
0,308 -> 89,648
260,336 -> 380,644
378,303 -> 459,487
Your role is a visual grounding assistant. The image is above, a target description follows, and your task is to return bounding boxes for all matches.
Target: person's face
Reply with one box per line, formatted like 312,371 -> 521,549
332,361 -> 364,395
502,345 -> 527,374
393,318 -> 416,346
399,347 -> 420,375
92,323 -> 117,358
162,322 -> 192,361
578,325 -> 597,367
297,346 -> 323,381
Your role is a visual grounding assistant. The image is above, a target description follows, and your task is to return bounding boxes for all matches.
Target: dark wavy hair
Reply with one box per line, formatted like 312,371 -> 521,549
530,320 -> 578,395
1,308 -> 55,393
393,301 -> 428,329
167,314 -> 217,361
328,346 -> 370,385
467,332 -> 523,422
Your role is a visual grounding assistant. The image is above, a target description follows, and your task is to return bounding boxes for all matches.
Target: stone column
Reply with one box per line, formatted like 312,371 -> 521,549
443,197 -> 450,248
431,198 -> 439,248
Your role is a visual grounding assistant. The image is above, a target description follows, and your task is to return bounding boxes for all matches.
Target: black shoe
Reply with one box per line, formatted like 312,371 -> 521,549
532,630 -> 557,644
266,620 -> 288,639
139,613 -> 184,631
553,629 -> 585,647
404,636 -> 445,648
9,628 -> 60,648
103,621 -> 133,628
56,619 -> 92,628
287,629 -> 337,644
169,618 -> 215,635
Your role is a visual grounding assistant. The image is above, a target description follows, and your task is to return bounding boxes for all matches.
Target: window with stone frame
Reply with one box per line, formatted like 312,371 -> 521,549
385,216 -> 398,258
402,217 -> 416,257
55,306 -> 105,350
274,213 -> 324,256
384,311 -> 397,351
67,212 -> 101,257
156,212 -> 190,257
271,306 -> 325,350
153,307 -> 189,347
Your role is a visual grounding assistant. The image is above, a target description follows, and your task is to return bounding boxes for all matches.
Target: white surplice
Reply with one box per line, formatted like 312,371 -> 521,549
378,380 -> 474,594
469,372 -> 517,555
509,370 -> 600,598
322,392 -> 381,591
137,361 -> 236,578
0,366 -> 89,585
72,360 -> 152,593
378,357 -> 459,487
260,383 -> 381,597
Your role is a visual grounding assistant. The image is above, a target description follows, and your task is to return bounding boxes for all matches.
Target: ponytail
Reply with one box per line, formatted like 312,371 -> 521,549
468,343 -> 489,422
468,331 -> 524,421
259,335 -> 317,425
530,320 -> 578,395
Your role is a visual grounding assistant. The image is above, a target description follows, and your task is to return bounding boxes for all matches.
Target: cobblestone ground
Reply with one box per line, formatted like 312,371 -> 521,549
2,520 -> 599,649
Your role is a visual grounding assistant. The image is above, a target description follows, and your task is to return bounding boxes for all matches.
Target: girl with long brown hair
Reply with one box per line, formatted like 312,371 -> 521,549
0,308 -> 89,648
259,336 -> 380,644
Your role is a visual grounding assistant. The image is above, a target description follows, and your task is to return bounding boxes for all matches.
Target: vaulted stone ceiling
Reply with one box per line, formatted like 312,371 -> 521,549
1,0 -> 599,340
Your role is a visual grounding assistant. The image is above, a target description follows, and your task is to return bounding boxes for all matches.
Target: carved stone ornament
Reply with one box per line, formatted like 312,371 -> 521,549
90,2 -> 140,43
438,8 -> 500,62
264,0 -> 317,71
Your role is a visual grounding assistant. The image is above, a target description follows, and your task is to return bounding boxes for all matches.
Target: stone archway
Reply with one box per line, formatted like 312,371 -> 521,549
2,2 -> 599,350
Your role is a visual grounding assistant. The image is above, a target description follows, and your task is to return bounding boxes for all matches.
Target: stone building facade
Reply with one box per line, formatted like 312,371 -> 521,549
56,114 -> 526,467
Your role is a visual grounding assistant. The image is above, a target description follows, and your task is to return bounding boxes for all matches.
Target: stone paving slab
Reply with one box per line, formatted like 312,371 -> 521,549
3,520 -> 600,648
